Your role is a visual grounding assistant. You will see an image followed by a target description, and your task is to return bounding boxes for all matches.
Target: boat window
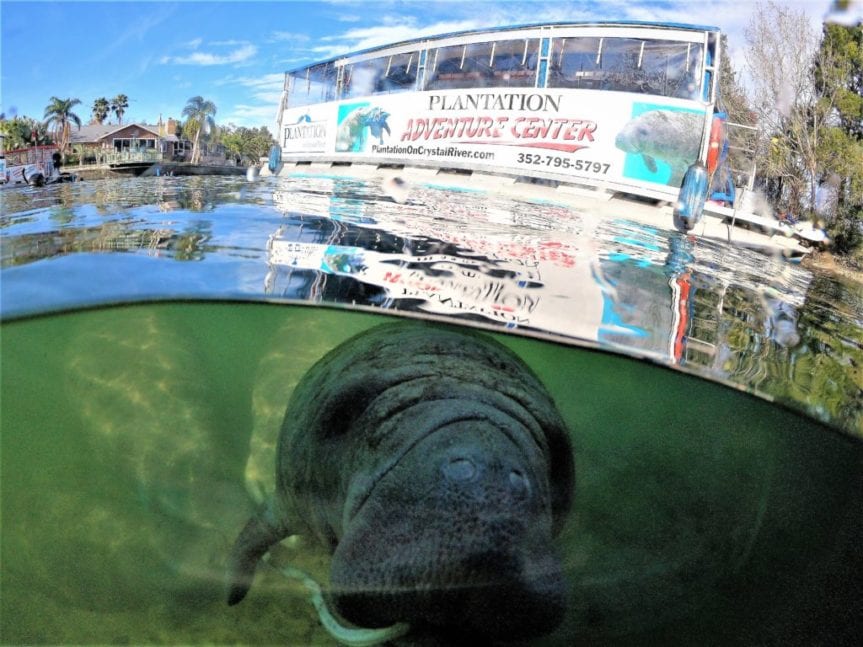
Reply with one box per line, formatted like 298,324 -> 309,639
641,40 -> 703,100
287,63 -> 337,108
426,42 -> 489,90
548,37 -> 703,99
489,39 -> 539,87
426,39 -> 539,90
703,32 -> 718,101
342,57 -> 391,99
598,38 -> 648,92
284,33 -> 707,104
376,51 -> 418,94
548,37 -> 603,89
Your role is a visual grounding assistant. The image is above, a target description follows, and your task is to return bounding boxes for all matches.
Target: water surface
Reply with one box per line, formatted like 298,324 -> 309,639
2,174 -> 860,434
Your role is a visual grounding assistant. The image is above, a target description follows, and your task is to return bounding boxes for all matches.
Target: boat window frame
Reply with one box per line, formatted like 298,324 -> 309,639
284,24 -> 717,106
424,34 -> 542,91
285,61 -> 337,108
546,28 -> 707,99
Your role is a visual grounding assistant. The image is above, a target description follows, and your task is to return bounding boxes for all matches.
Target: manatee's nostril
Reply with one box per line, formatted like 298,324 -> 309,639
509,469 -> 530,496
443,456 -> 477,481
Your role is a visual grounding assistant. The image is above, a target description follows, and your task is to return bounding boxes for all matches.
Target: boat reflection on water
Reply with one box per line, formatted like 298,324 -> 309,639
265,175 -> 810,369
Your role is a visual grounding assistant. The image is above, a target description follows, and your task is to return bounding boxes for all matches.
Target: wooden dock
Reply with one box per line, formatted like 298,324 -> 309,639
63,152 -> 246,179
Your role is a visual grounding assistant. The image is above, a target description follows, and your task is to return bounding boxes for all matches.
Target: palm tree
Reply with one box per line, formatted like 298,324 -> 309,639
43,96 -> 82,163
0,116 -> 50,150
181,96 -> 217,164
91,97 -> 110,124
111,94 -> 129,125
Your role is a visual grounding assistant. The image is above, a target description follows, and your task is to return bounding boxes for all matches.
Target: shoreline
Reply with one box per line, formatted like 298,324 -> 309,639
1,163 -> 247,184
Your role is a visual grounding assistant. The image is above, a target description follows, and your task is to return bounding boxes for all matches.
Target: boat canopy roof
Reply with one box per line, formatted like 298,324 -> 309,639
286,20 -> 721,75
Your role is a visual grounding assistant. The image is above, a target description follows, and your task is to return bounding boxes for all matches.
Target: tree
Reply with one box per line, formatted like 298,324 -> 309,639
111,94 -> 129,125
91,97 -> 110,125
181,119 -> 200,158
0,116 -> 51,149
740,3 -> 863,258
719,35 -> 755,126
43,97 -> 82,162
816,22 -> 863,140
181,96 -> 217,164
220,124 -> 275,163
744,1 -> 824,216
814,22 -> 863,257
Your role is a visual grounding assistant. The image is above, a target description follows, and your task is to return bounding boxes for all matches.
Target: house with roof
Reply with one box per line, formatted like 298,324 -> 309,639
69,119 -> 191,163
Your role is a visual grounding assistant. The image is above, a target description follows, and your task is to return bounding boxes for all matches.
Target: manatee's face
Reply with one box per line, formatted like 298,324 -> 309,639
329,421 -> 566,640
615,114 -> 654,154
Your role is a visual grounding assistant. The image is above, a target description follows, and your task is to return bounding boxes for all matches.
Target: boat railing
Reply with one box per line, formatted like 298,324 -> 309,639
724,122 -> 759,192
285,26 -> 713,108
104,150 -> 164,165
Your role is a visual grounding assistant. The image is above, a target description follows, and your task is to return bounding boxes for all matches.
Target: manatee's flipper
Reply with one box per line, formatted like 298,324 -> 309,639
226,500 -> 289,605
643,154 -> 658,173
378,117 -> 391,143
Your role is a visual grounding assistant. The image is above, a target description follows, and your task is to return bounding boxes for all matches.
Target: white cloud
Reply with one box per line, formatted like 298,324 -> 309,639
216,73 -> 285,104
311,18 -> 482,59
221,103 -> 281,129
161,44 -> 258,66
212,39 -> 254,47
213,73 -> 285,128
270,31 -> 311,43
99,5 -> 176,57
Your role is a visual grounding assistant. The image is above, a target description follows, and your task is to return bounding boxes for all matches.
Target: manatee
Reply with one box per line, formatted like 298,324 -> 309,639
614,110 -> 703,186
335,106 -> 391,152
226,321 -> 574,641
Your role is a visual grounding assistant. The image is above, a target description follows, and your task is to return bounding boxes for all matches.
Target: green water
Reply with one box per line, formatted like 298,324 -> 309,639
2,302 -> 861,645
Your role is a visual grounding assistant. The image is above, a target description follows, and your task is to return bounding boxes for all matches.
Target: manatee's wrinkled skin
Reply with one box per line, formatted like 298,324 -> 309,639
226,321 -> 574,641
614,110 -> 703,186
335,106 -> 391,152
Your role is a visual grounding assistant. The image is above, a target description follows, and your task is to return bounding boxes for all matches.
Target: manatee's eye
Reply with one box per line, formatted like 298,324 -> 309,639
509,469 -> 530,497
443,456 -> 477,481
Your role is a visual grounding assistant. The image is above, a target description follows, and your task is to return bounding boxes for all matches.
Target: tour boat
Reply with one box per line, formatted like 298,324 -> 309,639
265,21 -> 821,256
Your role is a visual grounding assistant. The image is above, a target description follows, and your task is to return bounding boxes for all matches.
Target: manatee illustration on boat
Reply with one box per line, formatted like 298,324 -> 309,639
226,321 -> 574,643
335,106 -> 391,152
615,110 -> 703,186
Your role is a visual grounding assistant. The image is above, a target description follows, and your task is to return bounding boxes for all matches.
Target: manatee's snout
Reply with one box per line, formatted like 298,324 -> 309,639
615,124 -> 646,153
329,421 -> 567,639
331,546 -> 566,641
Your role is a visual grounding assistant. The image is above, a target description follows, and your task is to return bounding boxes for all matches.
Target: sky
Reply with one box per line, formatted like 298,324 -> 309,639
1,0 -> 856,133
